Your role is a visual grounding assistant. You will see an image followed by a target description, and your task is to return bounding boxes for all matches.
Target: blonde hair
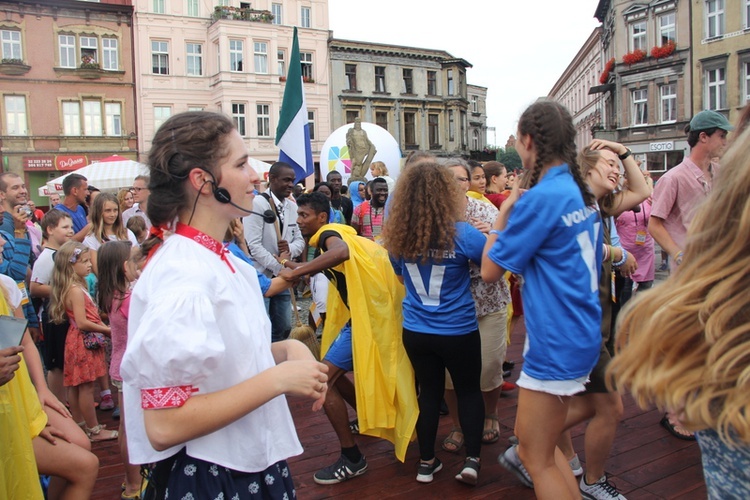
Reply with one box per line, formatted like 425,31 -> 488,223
609,127 -> 750,446
371,161 -> 388,176
117,188 -> 133,212
89,192 -> 128,244
49,241 -> 89,323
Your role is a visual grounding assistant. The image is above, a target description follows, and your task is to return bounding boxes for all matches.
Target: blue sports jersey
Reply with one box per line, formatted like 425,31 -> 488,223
391,222 -> 484,335
488,164 -> 602,380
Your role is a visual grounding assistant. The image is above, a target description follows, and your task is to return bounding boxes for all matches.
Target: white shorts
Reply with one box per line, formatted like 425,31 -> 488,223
516,371 -> 589,396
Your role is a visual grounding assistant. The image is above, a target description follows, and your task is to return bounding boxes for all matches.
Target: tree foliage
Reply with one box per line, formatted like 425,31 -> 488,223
497,147 -> 522,172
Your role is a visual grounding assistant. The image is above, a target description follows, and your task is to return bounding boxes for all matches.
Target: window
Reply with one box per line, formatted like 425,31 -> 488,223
277,50 -> 285,77
448,110 -> 455,141
4,95 -> 26,135
705,67 -> 726,109
744,61 -> 750,103
217,0 -> 229,5
101,38 -> 118,70
151,41 -> 169,75
307,110 -> 315,140
632,88 -> 648,125
404,112 -> 416,145
62,102 -> 81,135
154,106 -> 171,131
230,40 -> 243,72
631,21 -> 647,51
471,95 -> 477,113
153,0 -> 165,14
427,71 -> 437,95
447,69 -> 454,95
660,84 -> 677,123
345,64 -> 357,90
105,102 -> 121,136
376,111 -> 388,130
257,104 -> 270,137
746,0 -> 750,29
188,106 -> 204,112
659,13 -> 676,45
300,52 -> 312,80
59,35 -> 76,68
706,0 -> 725,38
232,103 -> 246,136
375,66 -> 386,92
1,30 -> 21,60
272,3 -> 282,24
186,43 -> 202,76
300,6 -> 310,28
80,36 -> 98,66
472,130 -> 479,151
428,113 -> 439,148
83,100 -> 102,136
346,110 -> 359,124
186,0 -> 199,17
402,68 -> 413,94
254,42 -> 267,74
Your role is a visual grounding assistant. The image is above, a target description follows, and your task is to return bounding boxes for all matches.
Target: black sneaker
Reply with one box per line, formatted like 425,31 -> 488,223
313,454 -> 368,485
455,456 -> 480,485
416,458 -> 443,483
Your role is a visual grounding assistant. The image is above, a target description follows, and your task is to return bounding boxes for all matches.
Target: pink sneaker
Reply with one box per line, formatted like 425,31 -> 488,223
99,394 -> 115,411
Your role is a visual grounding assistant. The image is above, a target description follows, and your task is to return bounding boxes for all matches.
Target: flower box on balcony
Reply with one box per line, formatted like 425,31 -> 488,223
212,5 -> 274,23
0,59 -> 30,75
303,76 -> 315,83
651,41 -> 676,59
623,49 -> 647,65
599,57 -> 616,84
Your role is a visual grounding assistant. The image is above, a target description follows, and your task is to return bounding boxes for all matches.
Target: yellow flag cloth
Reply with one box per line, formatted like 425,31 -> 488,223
309,224 -> 418,462
466,190 -> 494,205
0,293 -> 46,500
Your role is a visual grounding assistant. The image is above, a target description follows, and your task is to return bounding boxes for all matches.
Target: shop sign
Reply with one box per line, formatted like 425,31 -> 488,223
23,156 -> 54,170
55,155 -> 88,171
649,142 -> 674,151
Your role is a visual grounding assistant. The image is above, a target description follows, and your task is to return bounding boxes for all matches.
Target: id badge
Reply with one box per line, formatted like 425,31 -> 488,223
635,230 -> 647,246
17,282 -> 29,306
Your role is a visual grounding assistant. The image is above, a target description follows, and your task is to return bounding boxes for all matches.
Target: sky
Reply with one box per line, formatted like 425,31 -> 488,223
328,0 -> 602,147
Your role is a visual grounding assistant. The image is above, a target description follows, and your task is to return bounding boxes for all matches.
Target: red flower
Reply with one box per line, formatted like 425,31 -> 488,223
599,57 -> 616,84
651,40 -> 676,59
623,49 -> 647,65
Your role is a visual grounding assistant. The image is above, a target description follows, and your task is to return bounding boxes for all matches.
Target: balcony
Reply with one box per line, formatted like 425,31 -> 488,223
0,59 -> 31,76
211,6 -> 273,23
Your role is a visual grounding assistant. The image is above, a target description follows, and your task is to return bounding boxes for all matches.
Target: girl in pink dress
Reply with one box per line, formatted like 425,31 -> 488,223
49,241 -> 117,441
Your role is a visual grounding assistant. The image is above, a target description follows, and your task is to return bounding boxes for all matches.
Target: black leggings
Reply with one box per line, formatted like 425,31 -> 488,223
402,327 -> 484,459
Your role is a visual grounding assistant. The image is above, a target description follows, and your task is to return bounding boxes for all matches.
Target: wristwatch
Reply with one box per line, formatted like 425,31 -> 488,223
618,148 -> 632,161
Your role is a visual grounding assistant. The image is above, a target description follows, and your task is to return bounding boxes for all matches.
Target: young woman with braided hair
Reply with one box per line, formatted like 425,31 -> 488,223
481,100 -> 602,499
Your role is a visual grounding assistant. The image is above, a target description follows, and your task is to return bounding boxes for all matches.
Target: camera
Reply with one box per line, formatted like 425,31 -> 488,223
19,205 -> 33,218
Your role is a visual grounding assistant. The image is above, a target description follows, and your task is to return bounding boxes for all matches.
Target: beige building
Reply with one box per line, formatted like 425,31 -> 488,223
594,0 -> 691,173
328,39 -> 476,156
467,84 -> 489,152
0,0 -> 137,206
133,0 -> 331,167
691,0 -> 750,125
548,28 -> 604,153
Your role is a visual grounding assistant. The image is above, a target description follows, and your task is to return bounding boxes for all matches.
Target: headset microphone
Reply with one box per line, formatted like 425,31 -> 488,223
251,210 -> 277,224
201,168 -> 256,214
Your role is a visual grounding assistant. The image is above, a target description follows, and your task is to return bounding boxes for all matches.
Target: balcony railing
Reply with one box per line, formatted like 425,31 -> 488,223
212,6 -> 274,23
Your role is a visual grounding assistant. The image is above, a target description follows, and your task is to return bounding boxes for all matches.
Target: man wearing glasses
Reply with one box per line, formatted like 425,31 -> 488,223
122,175 -> 152,230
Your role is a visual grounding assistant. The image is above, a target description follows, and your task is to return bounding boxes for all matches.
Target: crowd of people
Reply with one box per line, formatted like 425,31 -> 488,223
0,101 -> 748,500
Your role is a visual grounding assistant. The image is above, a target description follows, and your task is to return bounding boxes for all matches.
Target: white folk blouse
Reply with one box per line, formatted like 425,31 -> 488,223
120,226 -> 302,472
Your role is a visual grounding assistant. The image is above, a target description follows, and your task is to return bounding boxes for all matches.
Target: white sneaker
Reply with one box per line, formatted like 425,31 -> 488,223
580,475 -> 627,500
569,453 -> 583,476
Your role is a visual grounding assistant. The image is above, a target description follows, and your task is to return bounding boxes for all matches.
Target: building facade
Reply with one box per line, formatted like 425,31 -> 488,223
690,0 -> 750,125
0,0 -> 137,206
132,0 -> 331,166
328,38 -> 476,156
548,28 -> 603,153
467,84 -> 488,152
594,0 -> 691,174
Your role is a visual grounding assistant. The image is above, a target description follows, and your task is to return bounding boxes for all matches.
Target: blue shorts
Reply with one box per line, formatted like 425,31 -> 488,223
323,324 -> 353,372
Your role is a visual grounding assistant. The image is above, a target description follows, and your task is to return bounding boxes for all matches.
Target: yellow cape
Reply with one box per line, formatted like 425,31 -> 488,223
309,224 -> 417,462
466,190 -> 494,205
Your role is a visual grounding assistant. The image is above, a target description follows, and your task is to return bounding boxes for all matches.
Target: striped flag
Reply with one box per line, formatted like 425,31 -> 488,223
276,27 -> 314,183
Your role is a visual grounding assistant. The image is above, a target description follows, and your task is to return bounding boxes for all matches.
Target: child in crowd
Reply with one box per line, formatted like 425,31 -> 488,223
482,100 -> 602,499
120,111 -> 327,499
49,241 -> 117,441
126,215 -> 148,245
97,240 -> 145,499
30,210 -> 74,405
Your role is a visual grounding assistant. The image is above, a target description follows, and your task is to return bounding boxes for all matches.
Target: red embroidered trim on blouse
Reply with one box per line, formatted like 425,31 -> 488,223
141,385 -> 200,409
174,222 -> 235,272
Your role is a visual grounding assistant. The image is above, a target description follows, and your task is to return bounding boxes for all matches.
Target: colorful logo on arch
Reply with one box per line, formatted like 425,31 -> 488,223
327,146 -> 351,174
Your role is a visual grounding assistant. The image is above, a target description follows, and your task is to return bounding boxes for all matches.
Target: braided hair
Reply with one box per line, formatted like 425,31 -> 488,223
518,101 -> 595,207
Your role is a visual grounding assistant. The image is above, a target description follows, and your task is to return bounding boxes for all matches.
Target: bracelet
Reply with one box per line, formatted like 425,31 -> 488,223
613,248 -> 627,267
602,244 -> 610,263
280,258 -> 288,267
489,229 -> 501,236
618,148 -> 632,161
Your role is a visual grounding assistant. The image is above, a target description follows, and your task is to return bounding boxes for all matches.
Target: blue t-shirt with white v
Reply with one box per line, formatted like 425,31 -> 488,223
391,221 -> 485,335
487,164 -> 602,381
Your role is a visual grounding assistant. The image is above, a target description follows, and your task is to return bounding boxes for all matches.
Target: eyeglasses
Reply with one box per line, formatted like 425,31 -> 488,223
455,177 -> 469,183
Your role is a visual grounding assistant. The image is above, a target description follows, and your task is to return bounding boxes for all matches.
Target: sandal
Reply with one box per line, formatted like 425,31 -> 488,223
482,415 -> 500,444
85,424 -> 119,442
121,478 -> 149,500
441,427 -> 464,453
349,419 -> 359,434
660,414 -> 696,441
